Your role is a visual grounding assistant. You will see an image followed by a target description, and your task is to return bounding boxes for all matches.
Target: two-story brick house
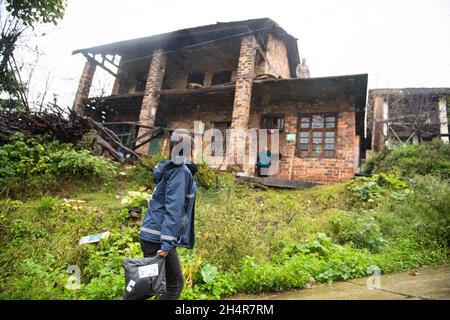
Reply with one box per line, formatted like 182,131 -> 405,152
72,18 -> 367,184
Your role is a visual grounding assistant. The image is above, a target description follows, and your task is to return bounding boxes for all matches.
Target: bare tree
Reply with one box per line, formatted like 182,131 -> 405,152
386,89 -> 443,143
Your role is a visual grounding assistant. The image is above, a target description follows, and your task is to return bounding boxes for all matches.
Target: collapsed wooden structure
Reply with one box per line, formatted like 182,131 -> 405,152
0,105 -> 170,163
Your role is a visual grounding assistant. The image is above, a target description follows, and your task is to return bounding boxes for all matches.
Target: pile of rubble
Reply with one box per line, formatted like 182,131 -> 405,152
0,105 -> 139,163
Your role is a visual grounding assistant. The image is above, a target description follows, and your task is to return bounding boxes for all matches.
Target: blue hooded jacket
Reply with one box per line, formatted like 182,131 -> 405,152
139,156 -> 197,252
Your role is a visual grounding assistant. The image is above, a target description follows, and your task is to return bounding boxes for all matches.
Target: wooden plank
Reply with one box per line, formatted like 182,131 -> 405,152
132,128 -> 164,151
84,54 -> 117,78
238,176 -> 316,189
94,133 -> 125,163
128,127 -> 163,149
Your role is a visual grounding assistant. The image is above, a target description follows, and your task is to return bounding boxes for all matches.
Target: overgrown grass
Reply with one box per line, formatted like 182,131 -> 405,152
0,170 -> 448,299
0,138 -> 448,299
0,133 -> 119,198
364,140 -> 450,179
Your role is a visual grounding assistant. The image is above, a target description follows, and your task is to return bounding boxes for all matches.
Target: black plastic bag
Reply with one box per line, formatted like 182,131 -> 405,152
122,255 -> 166,300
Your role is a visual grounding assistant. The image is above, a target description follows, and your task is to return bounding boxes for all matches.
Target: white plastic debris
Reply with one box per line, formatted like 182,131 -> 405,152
79,231 -> 110,245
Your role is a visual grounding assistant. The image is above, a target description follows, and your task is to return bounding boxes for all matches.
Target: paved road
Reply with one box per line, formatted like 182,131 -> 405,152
232,264 -> 450,300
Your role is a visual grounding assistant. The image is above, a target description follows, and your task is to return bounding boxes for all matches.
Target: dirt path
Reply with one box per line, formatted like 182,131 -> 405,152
232,264 -> 450,300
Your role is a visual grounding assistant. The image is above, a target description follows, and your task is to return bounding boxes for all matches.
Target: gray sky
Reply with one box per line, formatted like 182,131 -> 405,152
21,0 -> 450,108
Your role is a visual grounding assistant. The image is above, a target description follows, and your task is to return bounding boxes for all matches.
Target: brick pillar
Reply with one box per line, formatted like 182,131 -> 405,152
136,48 -> 166,155
72,60 -> 96,116
229,35 -> 257,171
439,97 -> 449,143
371,96 -> 385,152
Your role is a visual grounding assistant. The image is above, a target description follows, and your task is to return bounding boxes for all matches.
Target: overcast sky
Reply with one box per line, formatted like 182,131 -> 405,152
21,0 -> 450,108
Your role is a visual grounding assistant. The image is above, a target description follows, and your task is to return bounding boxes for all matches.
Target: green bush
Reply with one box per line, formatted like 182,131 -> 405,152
0,133 -> 119,197
1,148 -> 449,300
129,156 -> 220,190
361,151 -> 378,174
238,256 -> 310,294
237,233 -> 374,293
195,162 -> 217,190
395,175 -> 450,247
127,154 -> 166,188
373,238 -> 447,273
329,210 -> 385,252
180,263 -> 237,300
348,173 -> 409,203
371,141 -> 450,179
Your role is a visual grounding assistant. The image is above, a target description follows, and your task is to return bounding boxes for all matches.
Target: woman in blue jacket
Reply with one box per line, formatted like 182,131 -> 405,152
139,137 -> 197,300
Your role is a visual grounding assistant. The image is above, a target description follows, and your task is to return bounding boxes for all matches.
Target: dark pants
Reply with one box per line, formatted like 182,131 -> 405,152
139,239 -> 184,300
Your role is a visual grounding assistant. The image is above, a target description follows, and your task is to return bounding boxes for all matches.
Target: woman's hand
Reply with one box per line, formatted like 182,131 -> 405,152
157,250 -> 169,257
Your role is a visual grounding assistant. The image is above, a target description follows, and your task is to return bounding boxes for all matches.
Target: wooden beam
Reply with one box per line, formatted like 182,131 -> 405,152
102,54 -> 120,69
83,53 -> 117,78
128,127 -> 163,148
94,133 -> 125,163
132,128 -> 165,151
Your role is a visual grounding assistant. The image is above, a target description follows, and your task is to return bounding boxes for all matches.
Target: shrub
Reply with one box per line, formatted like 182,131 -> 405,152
120,190 -> 152,208
182,263 -> 237,299
329,210 -> 385,252
127,154 -> 166,187
399,175 -> 450,247
4,252 -> 71,300
0,133 -> 119,197
361,151 -> 378,174
238,256 -> 310,294
348,173 -> 409,203
371,141 -> 450,179
237,234 -> 374,293
130,156 -> 220,190
195,162 -> 217,189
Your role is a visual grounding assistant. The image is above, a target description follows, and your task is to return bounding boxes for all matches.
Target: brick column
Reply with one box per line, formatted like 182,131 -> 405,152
229,35 -> 257,171
439,97 -> 449,143
72,60 -> 96,116
371,96 -> 385,152
136,48 -> 166,155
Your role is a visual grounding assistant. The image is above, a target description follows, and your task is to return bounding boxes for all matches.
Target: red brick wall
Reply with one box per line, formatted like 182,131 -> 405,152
264,33 -> 291,79
249,98 -> 357,183
155,101 -> 233,130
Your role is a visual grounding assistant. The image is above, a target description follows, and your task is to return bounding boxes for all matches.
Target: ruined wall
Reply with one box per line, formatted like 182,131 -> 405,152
73,60 -> 96,115
263,33 -> 291,79
248,98 -> 357,183
113,55 -> 151,95
155,101 -> 233,130
231,35 -> 257,131
136,49 -> 166,154
163,40 -> 241,90
111,33 -> 291,95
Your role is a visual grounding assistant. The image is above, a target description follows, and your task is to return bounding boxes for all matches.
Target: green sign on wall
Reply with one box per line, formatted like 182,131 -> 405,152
286,133 -> 296,142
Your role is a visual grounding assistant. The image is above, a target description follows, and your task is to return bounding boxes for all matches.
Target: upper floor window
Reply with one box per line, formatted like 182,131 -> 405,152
135,72 -> 147,92
211,121 -> 231,156
162,74 -> 172,90
187,71 -> 205,88
297,114 -> 337,158
211,70 -> 232,86
262,115 -> 284,131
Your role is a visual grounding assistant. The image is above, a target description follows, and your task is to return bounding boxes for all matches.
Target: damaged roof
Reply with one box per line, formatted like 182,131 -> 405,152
369,88 -> 450,99
253,74 -> 368,140
72,18 -> 300,78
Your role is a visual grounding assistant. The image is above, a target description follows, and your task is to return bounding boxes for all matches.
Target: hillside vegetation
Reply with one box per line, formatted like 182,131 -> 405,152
0,138 -> 449,299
